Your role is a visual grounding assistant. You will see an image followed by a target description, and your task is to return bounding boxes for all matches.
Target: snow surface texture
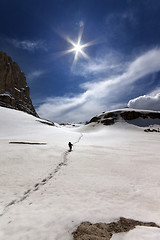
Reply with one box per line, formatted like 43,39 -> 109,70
112,226 -> 160,240
0,106 -> 160,239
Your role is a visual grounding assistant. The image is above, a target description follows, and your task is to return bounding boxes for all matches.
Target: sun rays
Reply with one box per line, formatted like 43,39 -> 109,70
56,28 -> 97,66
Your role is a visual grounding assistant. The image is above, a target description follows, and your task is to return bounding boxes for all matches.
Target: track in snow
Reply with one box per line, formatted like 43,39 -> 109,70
73,133 -> 83,144
0,133 -> 83,217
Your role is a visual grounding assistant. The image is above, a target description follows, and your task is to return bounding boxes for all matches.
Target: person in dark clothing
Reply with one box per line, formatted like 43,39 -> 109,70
68,142 -> 73,151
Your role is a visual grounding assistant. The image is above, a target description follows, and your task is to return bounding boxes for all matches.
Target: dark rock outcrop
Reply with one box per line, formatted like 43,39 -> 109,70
72,217 -> 160,240
89,112 -> 117,125
144,128 -> 160,133
88,109 -> 160,127
0,51 -> 38,117
120,111 -> 160,121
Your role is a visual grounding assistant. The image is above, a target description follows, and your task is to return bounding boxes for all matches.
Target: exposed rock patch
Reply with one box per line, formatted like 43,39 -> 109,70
36,120 -> 55,126
72,217 -> 160,240
0,50 -> 38,117
88,109 -> 160,127
9,141 -> 47,145
89,112 -> 117,125
144,128 -> 160,133
120,111 -> 160,120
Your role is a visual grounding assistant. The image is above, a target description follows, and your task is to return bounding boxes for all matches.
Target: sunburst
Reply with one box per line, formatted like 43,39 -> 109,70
57,28 -> 97,66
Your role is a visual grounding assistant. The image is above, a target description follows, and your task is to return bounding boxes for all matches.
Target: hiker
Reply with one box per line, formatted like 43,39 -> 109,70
68,142 -> 73,151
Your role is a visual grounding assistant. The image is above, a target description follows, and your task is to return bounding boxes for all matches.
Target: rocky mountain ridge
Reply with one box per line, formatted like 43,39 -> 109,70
0,50 -> 38,117
88,108 -> 160,127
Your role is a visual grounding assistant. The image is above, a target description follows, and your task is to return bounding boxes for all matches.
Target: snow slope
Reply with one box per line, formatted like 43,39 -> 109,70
0,107 -> 80,214
0,106 -> 160,240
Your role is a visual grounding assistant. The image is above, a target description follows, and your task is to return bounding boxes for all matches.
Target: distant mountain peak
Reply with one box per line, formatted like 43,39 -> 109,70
0,50 -> 38,117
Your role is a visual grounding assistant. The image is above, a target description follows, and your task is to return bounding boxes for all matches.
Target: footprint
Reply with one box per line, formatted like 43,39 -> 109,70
34,187 -> 39,191
24,189 -> 31,195
41,178 -> 47,183
20,195 -> 28,201
6,200 -> 16,207
34,183 -> 39,188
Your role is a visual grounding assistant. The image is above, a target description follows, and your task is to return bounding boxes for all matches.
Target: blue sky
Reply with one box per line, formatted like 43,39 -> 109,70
1,0 -> 160,122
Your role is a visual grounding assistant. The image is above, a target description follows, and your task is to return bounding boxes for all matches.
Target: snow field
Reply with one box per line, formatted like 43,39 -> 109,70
0,107 -> 160,239
0,107 -> 80,214
111,226 -> 160,240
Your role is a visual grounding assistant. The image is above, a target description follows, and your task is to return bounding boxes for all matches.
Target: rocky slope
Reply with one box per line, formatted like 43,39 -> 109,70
72,217 -> 160,240
88,108 -> 160,127
0,50 -> 38,117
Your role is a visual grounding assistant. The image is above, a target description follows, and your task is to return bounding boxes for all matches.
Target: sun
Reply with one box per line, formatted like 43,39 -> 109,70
65,29 -> 90,65
73,43 -> 83,54
57,28 -> 97,66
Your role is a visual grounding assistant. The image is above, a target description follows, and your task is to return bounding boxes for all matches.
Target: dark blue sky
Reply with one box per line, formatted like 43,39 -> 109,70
1,0 -> 160,122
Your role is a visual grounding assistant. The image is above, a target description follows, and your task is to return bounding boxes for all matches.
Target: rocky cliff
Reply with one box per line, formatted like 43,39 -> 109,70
0,51 -> 38,117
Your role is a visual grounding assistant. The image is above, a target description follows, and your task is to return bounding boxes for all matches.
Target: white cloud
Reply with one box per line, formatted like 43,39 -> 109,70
128,92 -> 160,111
149,87 -> 160,96
7,38 -> 47,51
37,48 -> 160,123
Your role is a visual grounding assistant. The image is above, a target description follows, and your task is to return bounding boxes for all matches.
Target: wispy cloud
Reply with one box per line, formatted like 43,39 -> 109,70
104,11 -> 137,41
27,70 -> 45,81
37,48 -> 160,123
7,38 -> 47,51
71,51 -> 128,91
73,54 -> 125,78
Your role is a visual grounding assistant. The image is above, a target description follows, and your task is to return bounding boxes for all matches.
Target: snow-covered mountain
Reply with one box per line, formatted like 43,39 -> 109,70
88,108 -> 160,127
0,106 -> 160,240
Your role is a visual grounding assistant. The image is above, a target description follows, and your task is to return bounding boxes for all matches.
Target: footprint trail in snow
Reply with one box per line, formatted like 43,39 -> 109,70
0,133 -> 83,217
